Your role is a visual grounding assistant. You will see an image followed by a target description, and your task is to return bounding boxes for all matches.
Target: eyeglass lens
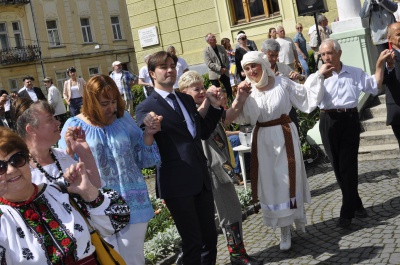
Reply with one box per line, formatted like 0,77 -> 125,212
0,152 -> 27,175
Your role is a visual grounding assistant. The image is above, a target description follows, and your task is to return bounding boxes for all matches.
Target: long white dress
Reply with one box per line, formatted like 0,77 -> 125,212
235,73 -> 324,229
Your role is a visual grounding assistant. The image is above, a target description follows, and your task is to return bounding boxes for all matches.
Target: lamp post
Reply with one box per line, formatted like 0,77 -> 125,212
29,0 -> 46,79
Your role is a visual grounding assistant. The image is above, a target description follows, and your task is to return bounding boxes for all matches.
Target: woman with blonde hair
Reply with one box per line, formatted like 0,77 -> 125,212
293,23 -> 310,76
59,74 -> 162,265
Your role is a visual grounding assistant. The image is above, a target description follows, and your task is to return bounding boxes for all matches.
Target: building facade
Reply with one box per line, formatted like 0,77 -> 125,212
127,0 -> 339,71
0,0 -> 136,95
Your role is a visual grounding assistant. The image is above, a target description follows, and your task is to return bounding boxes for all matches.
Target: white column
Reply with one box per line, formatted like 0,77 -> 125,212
331,0 -> 366,33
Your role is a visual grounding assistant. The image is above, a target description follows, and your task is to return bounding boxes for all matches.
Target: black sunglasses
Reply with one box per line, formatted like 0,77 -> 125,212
0,152 -> 27,175
240,37 -> 247,40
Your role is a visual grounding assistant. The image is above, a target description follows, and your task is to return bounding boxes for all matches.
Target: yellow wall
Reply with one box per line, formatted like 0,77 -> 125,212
128,0 -> 339,69
0,0 -> 136,94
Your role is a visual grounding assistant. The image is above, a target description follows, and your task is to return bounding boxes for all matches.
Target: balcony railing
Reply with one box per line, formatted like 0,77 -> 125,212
0,0 -> 30,5
0,45 -> 41,65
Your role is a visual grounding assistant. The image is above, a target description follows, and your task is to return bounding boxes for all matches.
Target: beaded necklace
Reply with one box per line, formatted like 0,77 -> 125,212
0,184 -> 38,207
30,149 -> 63,182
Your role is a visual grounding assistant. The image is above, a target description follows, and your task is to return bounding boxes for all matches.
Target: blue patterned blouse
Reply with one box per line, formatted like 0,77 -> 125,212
59,112 -> 160,224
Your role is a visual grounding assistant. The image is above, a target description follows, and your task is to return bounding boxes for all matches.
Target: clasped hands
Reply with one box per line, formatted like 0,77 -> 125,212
143,112 -> 163,135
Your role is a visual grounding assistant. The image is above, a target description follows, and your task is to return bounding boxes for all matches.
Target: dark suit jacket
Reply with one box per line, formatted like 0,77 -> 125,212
18,87 -> 46,101
136,91 -> 223,199
384,49 -> 400,125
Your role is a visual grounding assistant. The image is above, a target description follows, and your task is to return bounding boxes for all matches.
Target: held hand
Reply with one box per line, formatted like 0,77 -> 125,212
289,71 -> 300,80
64,162 -> 93,195
206,86 -> 222,107
318,63 -> 335,79
143,112 -> 163,135
236,81 -> 252,103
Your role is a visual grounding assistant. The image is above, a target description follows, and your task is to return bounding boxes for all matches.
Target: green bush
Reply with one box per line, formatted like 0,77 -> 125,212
146,196 -> 175,241
297,108 -> 320,157
236,188 -> 253,210
142,167 -> 156,176
308,50 -> 316,74
132,85 -> 146,118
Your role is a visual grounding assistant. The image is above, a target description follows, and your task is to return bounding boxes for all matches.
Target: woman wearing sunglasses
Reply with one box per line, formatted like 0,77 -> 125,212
293,23 -> 310,77
0,127 -> 130,264
63,67 -> 86,116
235,33 -> 255,81
13,99 -> 102,188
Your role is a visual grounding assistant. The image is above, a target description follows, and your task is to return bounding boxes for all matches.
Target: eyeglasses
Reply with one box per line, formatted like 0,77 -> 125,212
0,152 -> 27,175
240,37 -> 247,40
297,27 -> 303,29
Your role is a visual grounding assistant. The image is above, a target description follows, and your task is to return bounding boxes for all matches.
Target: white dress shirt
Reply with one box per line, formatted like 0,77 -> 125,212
154,88 -> 196,138
319,64 -> 378,110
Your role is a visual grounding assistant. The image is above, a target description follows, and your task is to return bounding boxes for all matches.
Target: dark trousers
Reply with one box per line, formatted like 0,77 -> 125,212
69,97 -> 83,117
164,186 -> 217,265
391,124 -> 400,149
319,111 -> 363,219
210,74 -> 232,99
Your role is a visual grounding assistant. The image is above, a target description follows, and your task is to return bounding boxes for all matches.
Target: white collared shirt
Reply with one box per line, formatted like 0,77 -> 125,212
154,88 -> 196,138
20,86 -> 38,102
319,64 -> 378,110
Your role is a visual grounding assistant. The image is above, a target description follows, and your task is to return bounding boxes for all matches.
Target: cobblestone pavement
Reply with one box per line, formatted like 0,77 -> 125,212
146,158 -> 400,264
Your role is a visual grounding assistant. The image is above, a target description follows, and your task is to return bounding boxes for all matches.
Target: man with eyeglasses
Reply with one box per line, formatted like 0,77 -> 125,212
204,33 -> 233,99
275,25 -> 299,71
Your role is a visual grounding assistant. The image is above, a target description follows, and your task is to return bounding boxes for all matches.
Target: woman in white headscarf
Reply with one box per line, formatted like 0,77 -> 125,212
235,51 -> 333,251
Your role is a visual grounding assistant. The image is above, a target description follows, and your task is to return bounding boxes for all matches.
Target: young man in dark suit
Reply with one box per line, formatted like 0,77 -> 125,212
136,51 -> 223,265
17,76 -> 46,101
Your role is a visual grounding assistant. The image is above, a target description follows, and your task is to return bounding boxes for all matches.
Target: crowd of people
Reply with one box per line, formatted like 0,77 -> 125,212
0,16 -> 398,265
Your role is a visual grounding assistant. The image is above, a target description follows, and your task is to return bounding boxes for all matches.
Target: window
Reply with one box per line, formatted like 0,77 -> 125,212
12,22 -> 23,48
111,16 -> 123,40
56,71 -> 68,92
8,79 -> 18,93
46,20 -> 61,47
80,18 -> 93,43
88,66 -> 100,77
230,0 -> 280,24
0,23 -> 9,50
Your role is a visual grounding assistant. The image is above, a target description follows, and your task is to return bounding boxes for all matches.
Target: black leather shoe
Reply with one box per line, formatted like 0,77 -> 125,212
355,207 -> 368,218
337,217 -> 352,228
230,255 -> 263,265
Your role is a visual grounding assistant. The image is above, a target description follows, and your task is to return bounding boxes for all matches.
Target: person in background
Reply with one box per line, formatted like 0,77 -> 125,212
0,91 -> 14,129
110,61 -> 138,116
221,37 -> 238,89
63,67 -> 86,117
360,0 -> 398,53
275,25 -> 299,70
394,0 -> 400,21
139,54 -> 155,98
43,77 -> 67,128
235,32 -> 255,81
204,33 -> 233,99
166,46 -> 189,92
293,23 -> 310,77
235,30 -> 258,51
18,76 -> 46,102
235,51 -> 333,251
59,74 -> 161,265
178,71 -> 261,265
308,14 -> 331,64
0,127 -> 130,264
268,27 -> 277,39
318,39 -> 390,228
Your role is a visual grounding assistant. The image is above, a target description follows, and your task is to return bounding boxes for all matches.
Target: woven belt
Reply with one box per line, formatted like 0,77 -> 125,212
320,107 -> 357,113
250,114 -> 297,209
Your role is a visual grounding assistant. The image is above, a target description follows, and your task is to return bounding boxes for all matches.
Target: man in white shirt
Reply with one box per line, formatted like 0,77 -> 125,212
318,38 -> 390,229
166,46 -> 189,91
138,54 -> 154,98
18,76 -> 46,102
275,25 -> 299,70
43,77 -> 67,127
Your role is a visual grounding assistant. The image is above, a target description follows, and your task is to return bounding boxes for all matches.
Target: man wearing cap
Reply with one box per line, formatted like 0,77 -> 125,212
110,61 -> 138,116
43,77 -> 67,127
18,76 -> 46,101
204,33 -> 233,99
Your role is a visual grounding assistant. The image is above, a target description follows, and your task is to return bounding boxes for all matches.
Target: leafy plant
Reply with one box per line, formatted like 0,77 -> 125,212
131,85 -> 146,118
296,108 -> 320,157
142,167 -> 156,176
146,196 -> 175,241
236,188 -> 253,210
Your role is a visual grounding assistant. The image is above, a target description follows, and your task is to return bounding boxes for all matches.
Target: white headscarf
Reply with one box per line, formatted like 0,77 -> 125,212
236,33 -> 246,41
241,51 -> 275,89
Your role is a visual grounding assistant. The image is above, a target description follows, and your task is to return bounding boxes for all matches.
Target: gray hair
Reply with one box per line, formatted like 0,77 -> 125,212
261,39 -> 281,53
317,14 -> 327,24
320,38 -> 341,53
276,25 -> 284,32
17,100 -> 55,139
205,33 -> 212,42
166,45 -> 175,53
